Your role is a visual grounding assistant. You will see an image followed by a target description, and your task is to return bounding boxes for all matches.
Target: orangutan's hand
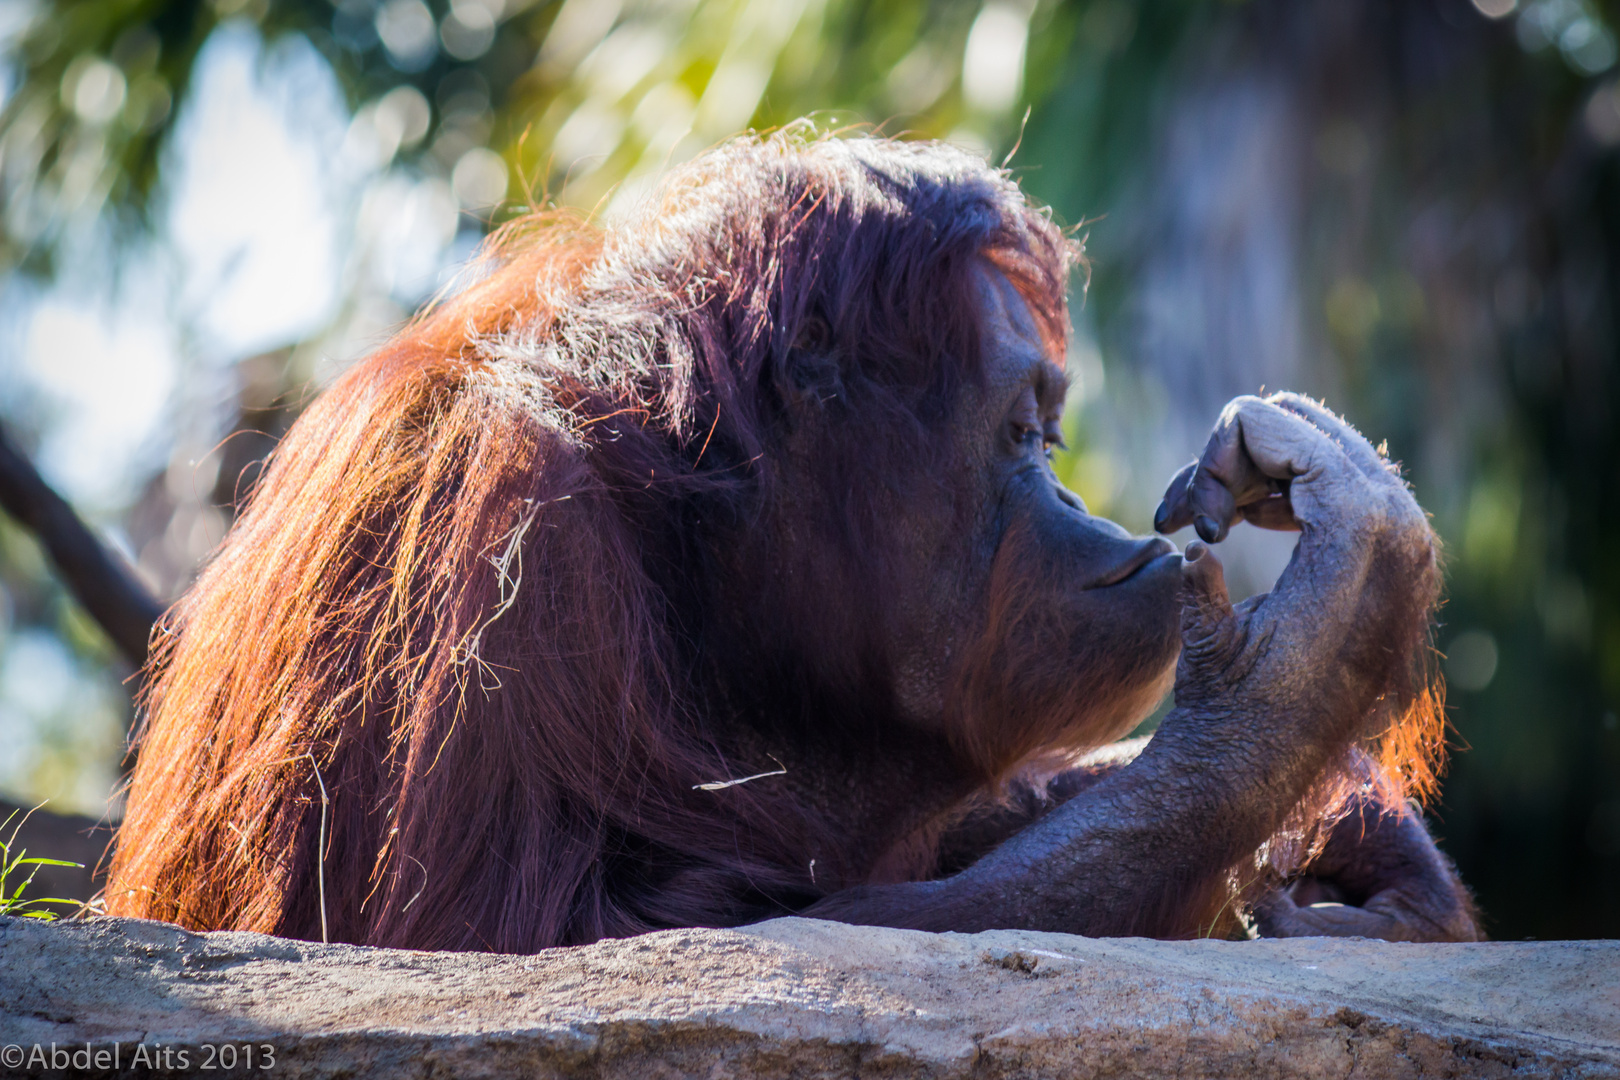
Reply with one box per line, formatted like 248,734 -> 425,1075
1154,393 -> 1439,747
1251,781 -> 1481,942
1154,391 -> 1426,546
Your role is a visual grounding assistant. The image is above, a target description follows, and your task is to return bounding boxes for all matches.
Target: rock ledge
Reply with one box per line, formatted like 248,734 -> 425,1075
2,915 -> 1617,1078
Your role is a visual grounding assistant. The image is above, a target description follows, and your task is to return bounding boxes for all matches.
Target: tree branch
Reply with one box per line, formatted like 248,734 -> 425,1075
0,422 -> 162,670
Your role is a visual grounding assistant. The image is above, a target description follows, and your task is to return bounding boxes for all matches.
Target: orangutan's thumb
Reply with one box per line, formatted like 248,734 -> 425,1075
1179,541 -> 1235,648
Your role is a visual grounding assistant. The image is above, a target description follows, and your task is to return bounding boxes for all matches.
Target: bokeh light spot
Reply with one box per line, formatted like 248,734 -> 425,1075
61,56 -> 126,124
1447,630 -> 1501,693
452,146 -> 507,209
376,0 -> 438,71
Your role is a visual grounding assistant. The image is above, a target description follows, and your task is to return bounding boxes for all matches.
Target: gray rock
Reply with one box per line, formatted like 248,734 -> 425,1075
1,915 -> 1616,1078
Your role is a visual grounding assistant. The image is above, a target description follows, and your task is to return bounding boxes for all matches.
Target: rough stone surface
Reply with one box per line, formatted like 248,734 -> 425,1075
1,915 -> 1616,1078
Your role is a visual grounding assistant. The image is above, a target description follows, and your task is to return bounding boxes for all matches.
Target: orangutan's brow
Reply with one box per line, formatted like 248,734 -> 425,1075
1032,361 -> 1067,412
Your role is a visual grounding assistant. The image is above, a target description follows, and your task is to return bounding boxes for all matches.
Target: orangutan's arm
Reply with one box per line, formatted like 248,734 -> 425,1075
933,739 -> 1149,875
935,738 -> 1479,943
939,762 -> 1484,943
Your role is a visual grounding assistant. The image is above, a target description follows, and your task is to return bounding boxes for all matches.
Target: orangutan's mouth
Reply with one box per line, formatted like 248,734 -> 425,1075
1091,537 -> 1179,588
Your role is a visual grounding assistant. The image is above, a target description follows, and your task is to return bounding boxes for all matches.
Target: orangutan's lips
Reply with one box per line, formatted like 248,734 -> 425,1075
1092,537 -> 1178,587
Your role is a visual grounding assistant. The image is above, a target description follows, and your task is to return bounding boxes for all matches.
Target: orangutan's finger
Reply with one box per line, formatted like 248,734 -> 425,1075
1238,492 -> 1302,532
1266,392 -> 1390,483
1179,541 -> 1236,654
1153,459 -> 1198,535
1187,466 -> 1238,543
1183,401 -> 1280,543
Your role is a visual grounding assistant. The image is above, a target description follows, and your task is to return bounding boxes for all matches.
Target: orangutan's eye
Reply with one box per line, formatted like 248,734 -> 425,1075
1010,419 -> 1064,459
1042,421 -> 1066,458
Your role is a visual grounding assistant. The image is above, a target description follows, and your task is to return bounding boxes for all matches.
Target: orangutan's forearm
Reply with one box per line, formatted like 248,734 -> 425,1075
808,706 -> 1345,937
932,739 -> 1149,875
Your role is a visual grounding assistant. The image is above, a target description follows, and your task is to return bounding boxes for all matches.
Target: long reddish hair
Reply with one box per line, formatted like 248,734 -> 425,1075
106,131 -> 1076,950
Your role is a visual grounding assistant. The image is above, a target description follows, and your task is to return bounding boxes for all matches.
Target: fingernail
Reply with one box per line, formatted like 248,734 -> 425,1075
1184,540 -> 1207,562
1153,501 -> 1170,533
1195,515 -> 1223,543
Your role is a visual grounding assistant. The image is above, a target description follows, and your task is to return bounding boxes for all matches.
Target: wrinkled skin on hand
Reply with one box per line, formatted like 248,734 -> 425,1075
1156,392 -> 1438,745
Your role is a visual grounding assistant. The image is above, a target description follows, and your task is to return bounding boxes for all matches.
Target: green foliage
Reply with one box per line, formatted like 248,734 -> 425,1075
0,0 -> 1024,262
2,0 -> 246,271
0,517 -> 129,814
0,806 -> 84,921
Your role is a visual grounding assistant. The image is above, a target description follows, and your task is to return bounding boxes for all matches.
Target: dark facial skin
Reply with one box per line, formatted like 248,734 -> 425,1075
882,267 -> 1182,738
795,266 -> 1479,942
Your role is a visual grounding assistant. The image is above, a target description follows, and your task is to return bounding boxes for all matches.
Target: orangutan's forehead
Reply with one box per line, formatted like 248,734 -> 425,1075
976,266 -> 1069,409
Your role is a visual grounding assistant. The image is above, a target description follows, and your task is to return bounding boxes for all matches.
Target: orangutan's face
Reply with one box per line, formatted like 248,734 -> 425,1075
882,266 -> 1183,750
